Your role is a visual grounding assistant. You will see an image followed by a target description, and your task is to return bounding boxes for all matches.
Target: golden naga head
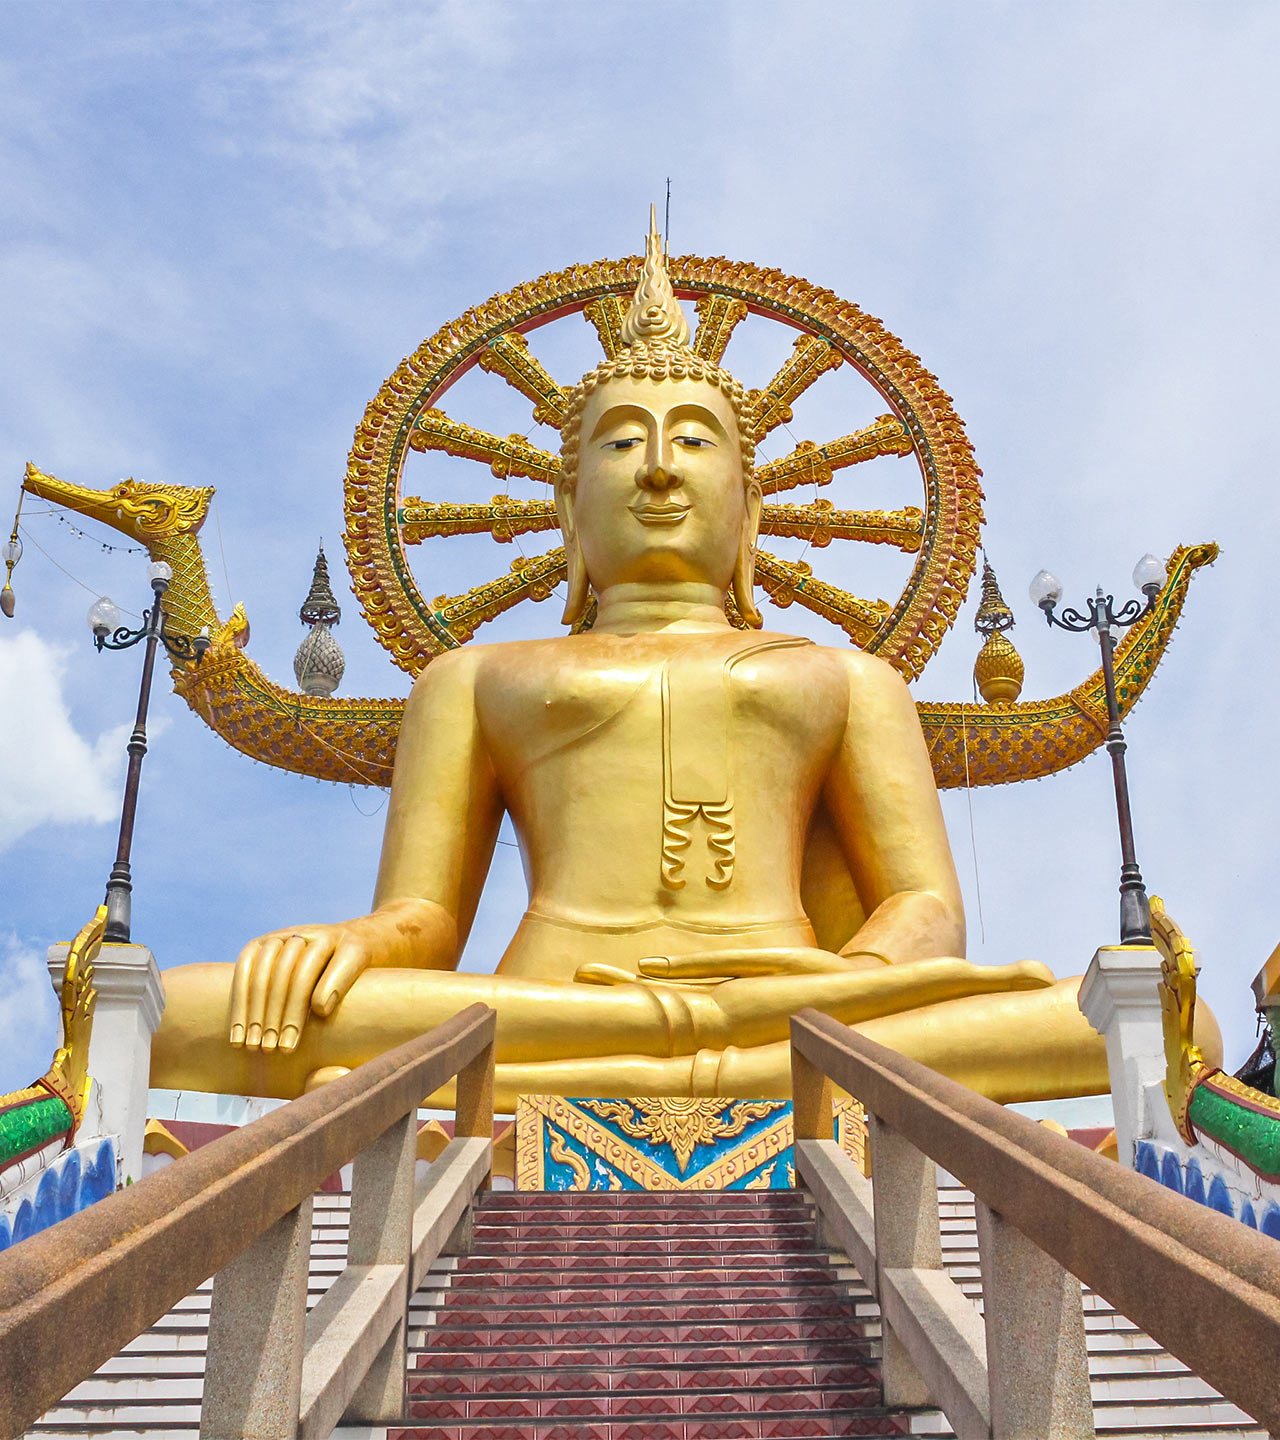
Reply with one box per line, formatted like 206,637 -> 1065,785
558,208 -> 762,626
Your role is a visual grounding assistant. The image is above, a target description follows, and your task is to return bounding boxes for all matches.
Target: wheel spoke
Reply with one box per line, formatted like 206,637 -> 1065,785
584,294 -> 626,359
477,332 -> 570,427
693,295 -> 748,363
432,548 -> 567,641
409,408 -> 560,483
755,414 -> 913,495
762,501 -> 923,553
400,495 -> 558,544
744,335 -> 844,440
754,550 -> 890,647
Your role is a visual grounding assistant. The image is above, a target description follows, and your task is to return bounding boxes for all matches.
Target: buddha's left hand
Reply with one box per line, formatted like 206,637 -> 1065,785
576,947 -> 884,987
578,951 -> 1056,1053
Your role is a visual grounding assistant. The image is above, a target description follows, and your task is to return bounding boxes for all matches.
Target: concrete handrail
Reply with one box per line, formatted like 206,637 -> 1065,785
0,1002 -> 496,1440
790,1009 -> 1280,1438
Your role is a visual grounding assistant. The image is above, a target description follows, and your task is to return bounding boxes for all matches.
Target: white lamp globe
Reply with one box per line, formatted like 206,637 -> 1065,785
1029,569 -> 1064,610
87,596 -> 122,636
1132,553 -> 1164,595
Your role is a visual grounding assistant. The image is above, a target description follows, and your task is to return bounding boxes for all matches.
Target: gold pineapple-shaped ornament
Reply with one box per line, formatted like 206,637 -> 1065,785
973,556 -> 1024,704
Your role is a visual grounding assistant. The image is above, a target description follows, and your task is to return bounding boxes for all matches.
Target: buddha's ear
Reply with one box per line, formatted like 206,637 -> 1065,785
555,483 -> 591,627
732,480 -> 764,628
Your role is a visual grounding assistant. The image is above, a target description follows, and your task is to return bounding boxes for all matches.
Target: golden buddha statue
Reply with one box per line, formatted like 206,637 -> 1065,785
150,216 -> 1222,1110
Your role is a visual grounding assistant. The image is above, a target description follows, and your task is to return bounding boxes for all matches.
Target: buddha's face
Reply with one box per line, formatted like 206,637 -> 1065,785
566,373 -> 757,594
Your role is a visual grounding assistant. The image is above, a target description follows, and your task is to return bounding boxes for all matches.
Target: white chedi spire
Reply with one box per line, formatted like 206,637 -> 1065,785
293,544 -> 345,697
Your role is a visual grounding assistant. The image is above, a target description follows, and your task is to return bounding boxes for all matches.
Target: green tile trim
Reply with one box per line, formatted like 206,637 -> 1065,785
1189,1080 -> 1280,1181
0,1094 -> 73,1170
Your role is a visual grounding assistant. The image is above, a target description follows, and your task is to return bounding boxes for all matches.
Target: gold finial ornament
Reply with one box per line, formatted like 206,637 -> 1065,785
620,206 -> 691,348
974,634 -> 1024,704
973,556 -> 1024,704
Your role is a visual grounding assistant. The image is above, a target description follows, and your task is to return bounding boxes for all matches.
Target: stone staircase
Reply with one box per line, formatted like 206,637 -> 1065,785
400,1188 -> 907,1437
27,1179 -> 1266,1438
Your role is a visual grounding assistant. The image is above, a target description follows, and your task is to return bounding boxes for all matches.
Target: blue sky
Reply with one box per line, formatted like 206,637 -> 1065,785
2,2 -> 1277,1094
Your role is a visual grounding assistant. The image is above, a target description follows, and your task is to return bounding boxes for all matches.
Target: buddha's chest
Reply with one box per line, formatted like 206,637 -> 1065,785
476,636 -> 845,790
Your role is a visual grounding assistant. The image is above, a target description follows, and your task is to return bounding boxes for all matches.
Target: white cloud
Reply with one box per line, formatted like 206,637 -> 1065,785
0,630 -> 125,853
0,932 -> 59,1088
194,1 -> 581,256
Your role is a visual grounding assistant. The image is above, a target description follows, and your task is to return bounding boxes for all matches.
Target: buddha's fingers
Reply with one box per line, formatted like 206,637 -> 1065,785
228,945 -> 253,1046
641,948 -> 865,980
312,940 -> 370,1019
574,963 -> 639,987
720,957 -> 1057,1051
261,936 -> 309,1050
280,942 -> 334,1052
244,938 -> 283,1049
575,962 -> 722,991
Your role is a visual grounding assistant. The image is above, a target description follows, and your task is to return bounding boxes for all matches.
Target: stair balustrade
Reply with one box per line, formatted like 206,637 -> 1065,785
789,1008 -> 1280,1440
0,1002 -> 496,1440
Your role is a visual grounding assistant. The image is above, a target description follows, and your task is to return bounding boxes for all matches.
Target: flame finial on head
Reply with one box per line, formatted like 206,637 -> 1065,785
621,204 -> 690,348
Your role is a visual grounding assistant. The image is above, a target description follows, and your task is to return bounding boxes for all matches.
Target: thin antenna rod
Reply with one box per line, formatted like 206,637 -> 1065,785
664,178 -> 671,255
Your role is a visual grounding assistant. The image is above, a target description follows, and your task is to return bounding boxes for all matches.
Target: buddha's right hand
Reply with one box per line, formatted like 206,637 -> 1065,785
229,919 -> 376,1053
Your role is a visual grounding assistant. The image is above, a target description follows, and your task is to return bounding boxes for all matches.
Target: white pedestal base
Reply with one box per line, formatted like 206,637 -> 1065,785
47,941 -> 165,1186
1078,943 -> 1164,1168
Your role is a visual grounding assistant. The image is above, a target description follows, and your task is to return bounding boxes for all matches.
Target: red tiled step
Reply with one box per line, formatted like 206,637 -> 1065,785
472,1232 -> 817,1255
414,1340 -> 877,1372
454,1255 -> 835,1278
436,1281 -> 851,1305
470,1215 -> 815,1233
451,1251 -> 828,1270
408,1359 -> 879,1395
442,1263 -> 840,1288
421,1320 -> 871,1349
472,1222 -> 817,1240
389,1416 -> 909,1438
433,1298 -> 859,1327
406,1390 -> 891,1420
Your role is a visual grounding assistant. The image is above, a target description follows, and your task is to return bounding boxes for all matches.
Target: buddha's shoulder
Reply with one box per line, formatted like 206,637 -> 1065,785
430,634 -> 589,686
413,631 -> 906,691
760,632 -> 907,689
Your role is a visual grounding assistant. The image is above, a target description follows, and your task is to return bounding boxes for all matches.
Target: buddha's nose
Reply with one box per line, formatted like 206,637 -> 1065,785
635,461 -> 683,493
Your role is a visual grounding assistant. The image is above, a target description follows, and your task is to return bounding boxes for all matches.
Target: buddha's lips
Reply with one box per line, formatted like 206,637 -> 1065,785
630,501 -> 691,526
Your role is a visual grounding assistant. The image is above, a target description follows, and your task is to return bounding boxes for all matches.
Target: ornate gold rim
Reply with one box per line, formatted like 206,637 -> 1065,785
343,254 -> 984,680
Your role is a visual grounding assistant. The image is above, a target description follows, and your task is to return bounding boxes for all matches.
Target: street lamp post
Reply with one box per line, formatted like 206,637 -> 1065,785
1030,553 -> 1166,947
89,560 -> 210,943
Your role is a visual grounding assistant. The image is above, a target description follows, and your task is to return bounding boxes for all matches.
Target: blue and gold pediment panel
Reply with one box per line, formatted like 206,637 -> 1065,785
514,1095 -> 869,1192
516,1095 -> 795,1191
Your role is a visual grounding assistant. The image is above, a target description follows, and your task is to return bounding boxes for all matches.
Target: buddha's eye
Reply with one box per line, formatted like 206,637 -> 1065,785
673,435 -> 714,448
604,437 -> 642,451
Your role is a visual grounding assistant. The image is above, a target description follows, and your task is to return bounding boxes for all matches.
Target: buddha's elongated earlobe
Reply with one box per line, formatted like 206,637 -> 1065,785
732,482 -> 764,628
556,485 -> 591,626
562,540 -> 590,627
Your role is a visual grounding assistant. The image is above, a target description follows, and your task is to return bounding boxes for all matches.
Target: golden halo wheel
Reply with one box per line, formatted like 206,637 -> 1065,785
343,253 -> 983,681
